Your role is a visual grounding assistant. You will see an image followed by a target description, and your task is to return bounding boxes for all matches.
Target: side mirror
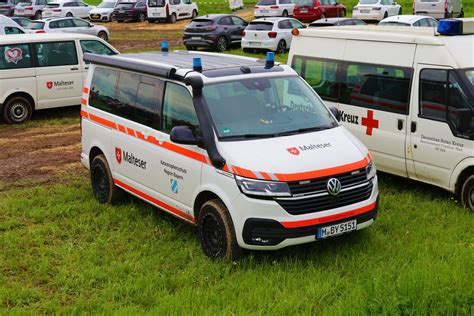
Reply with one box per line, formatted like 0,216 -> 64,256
88,22 -> 94,27
329,106 -> 341,121
170,126 -> 200,145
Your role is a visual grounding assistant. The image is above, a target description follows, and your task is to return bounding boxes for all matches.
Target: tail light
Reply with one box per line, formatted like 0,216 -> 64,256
254,5 -> 259,9
270,5 -> 279,8
0,5 -> 10,8
36,30 -> 45,33
242,31 -> 246,36
53,9 -> 61,12
25,6 -> 33,10
444,0 -> 448,11
268,31 -> 277,38
166,3 -> 169,15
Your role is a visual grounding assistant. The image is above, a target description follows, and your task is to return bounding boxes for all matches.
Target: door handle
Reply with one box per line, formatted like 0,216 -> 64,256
85,66 -> 89,70
397,119 -> 404,131
70,67 -> 79,71
411,121 -> 417,133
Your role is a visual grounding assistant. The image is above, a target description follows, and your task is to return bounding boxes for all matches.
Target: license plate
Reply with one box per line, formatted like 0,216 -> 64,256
249,42 -> 261,46
261,10 -> 268,13
361,10 -> 369,13
300,9 -> 308,13
119,10 -> 125,13
17,9 -> 24,12
92,14 -> 100,18
317,220 -> 357,239
191,36 -> 201,40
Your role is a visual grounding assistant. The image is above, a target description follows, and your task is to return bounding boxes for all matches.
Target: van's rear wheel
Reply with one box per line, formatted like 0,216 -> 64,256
461,175 -> 474,212
91,154 -> 122,204
2,96 -> 32,124
168,13 -> 176,23
197,199 -> 242,260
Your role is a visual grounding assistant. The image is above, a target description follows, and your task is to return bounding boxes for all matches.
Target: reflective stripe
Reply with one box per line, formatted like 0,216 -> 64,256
280,201 -> 376,229
83,87 -> 89,94
81,98 -> 87,105
114,178 -> 195,223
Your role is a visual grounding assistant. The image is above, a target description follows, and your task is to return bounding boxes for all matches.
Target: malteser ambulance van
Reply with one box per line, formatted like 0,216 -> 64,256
288,19 -> 474,210
0,33 -> 118,124
80,50 -> 379,259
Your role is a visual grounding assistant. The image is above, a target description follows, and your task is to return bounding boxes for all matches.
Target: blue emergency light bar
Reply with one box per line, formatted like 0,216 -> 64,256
193,57 -> 202,72
437,19 -> 463,36
161,40 -> 169,52
265,52 -> 275,69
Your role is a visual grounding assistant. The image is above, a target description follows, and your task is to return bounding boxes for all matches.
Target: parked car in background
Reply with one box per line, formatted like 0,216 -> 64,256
352,0 -> 401,21
254,0 -> 295,18
242,17 -> 305,54
0,0 -> 22,16
413,0 -> 463,18
26,17 -> 110,40
147,0 -> 198,23
89,0 -> 117,22
293,0 -> 346,22
309,17 -> 367,27
11,16 -> 32,27
379,15 -> 438,27
42,0 -> 95,19
183,14 -> 247,52
112,0 -> 147,22
13,0 -> 47,19
0,14 -> 25,33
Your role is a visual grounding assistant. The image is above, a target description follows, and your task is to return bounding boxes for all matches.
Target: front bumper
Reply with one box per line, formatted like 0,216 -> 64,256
90,13 -> 111,21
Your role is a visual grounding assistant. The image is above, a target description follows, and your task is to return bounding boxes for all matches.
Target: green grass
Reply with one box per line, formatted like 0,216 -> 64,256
1,171 -> 473,314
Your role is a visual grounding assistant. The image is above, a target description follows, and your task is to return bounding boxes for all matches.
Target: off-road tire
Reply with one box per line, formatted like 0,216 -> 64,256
2,96 -> 32,124
197,199 -> 242,260
90,154 -> 122,204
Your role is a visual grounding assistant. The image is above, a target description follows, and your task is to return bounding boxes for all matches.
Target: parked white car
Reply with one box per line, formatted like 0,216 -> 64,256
413,0 -> 463,19
352,0 -> 402,21
13,0 -> 47,19
88,0 -> 117,22
146,0 -> 198,23
0,14 -> 26,34
242,17 -> 305,54
26,17 -> 110,40
42,0 -> 95,19
254,0 -> 295,18
379,15 -> 438,27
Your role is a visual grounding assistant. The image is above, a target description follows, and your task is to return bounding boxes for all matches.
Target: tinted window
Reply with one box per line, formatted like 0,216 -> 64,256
162,82 -> 199,134
35,41 -> 78,67
26,21 -> 44,29
4,26 -> 24,34
231,16 -> 246,26
73,19 -> 90,27
148,0 -> 165,7
219,16 -> 233,25
50,19 -> 75,28
278,19 -> 292,29
247,22 -> 273,31
89,67 -> 120,113
291,56 -> 340,101
340,62 -> 412,115
289,19 -> 304,28
80,40 -> 115,55
257,0 -> 276,4
0,44 -> 32,69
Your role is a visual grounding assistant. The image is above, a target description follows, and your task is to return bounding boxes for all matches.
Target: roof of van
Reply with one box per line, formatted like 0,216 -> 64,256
0,33 -> 102,44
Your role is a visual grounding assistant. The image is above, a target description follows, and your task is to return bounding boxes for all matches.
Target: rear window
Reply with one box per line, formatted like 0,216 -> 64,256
188,19 -> 213,27
26,21 -> 45,29
359,0 -> 378,3
295,0 -> 313,6
18,2 -> 33,6
418,0 -> 441,2
257,0 -> 276,5
148,0 -> 165,7
0,44 -> 32,70
246,21 -> 273,30
45,3 -> 60,8
115,3 -> 135,8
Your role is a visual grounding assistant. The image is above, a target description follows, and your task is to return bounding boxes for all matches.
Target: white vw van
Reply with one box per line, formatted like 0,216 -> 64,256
288,19 -> 474,210
0,33 -> 118,124
80,50 -> 379,259
146,0 -> 198,23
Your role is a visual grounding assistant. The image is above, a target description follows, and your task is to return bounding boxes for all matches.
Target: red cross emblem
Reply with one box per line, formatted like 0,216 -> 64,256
115,147 -> 122,164
361,110 -> 379,136
287,147 -> 300,155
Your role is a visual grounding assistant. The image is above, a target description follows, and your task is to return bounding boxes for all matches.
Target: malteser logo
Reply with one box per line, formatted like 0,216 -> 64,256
115,147 -> 122,164
46,80 -> 74,90
287,143 -> 332,155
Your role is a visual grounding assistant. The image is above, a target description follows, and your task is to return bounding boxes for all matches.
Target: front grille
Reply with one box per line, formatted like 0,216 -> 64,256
288,167 -> 368,196
277,182 -> 373,215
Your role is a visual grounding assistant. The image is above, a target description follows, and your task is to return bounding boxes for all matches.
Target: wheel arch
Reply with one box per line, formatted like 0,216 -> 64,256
193,190 -> 228,222
3,91 -> 35,111
454,165 -> 474,197
89,146 -> 105,168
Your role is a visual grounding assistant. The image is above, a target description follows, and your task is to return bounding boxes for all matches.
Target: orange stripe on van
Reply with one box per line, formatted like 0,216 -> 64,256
83,87 -> 89,94
161,141 -> 208,163
80,110 -> 89,119
232,166 -> 257,179
117,124 -> 126,133
259,172 -> 272,181
88,112 -> 117,130
114,178 -> 195,223
280,201 -> 376,229
81,98 -> 87,105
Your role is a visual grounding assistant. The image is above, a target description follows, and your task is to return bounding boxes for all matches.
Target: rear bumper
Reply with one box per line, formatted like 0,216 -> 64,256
414,11 -> 445,19
293,13 -> 320,22
352,11 -> 385,21
183,38 -> 215,48
112,13 -> 137,21
241,38 -> 277,51
183,33 -> 216,47
242,199 -> 378,247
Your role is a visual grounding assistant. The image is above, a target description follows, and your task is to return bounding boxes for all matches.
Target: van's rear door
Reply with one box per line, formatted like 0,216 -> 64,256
415,0 -> 444,16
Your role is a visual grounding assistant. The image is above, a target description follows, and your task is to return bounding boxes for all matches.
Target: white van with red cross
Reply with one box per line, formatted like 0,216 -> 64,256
288,19 -> 474,211
80,49 -> 379,259
0,33 -> 118,124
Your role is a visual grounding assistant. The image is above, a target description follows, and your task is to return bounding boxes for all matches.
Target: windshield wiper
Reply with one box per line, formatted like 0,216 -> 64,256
273,126 -> 333,137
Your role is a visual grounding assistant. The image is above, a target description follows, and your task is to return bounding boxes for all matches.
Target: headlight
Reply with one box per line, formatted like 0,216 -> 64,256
366,160 -> 376,180
235,176 -> 291,197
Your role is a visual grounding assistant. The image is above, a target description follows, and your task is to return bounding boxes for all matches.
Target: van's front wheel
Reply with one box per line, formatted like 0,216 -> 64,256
91,154 -> 122,204
198,199 -> 242,260
461,175 -> 474,212
2,96 -> 32,124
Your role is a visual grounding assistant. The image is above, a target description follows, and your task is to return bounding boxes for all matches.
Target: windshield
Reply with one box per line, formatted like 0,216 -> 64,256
148,0 -> 165,7
295,0 -> 313,6
462,69 -> 474,97
359,0 -> 379,4
26,21 -> 44,29
98,1 -> 116,8
202,76 -> 337,140
257,0 -> 276,5
379,22 -> 410,26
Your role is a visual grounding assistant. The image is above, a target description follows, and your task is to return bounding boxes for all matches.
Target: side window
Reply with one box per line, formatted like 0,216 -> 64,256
219,16 -> 233,25
89,67 -> 119,113
80,40 -> 116,55
0,44 -> 32,69
78,2 -> 87,6
278,19 -> 292,29
289,19 -> 304,28
57,19 -> 75,28
170,0 -> 180,5
49,21 -> 59,29
162,82 -> 199,134
291,56 -> 340,101
231,16 -> 245,26
4,26 -> 24,34
134,77 -> 163,129
73,19 -> 90,27
35,41 -> 78,67
339,62 -> 412,115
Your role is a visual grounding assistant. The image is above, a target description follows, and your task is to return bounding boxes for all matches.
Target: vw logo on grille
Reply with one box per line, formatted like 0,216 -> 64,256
327,178 -> 341,196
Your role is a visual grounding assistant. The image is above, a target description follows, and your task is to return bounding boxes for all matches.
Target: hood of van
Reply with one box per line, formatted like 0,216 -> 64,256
217,126 -> 370,181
